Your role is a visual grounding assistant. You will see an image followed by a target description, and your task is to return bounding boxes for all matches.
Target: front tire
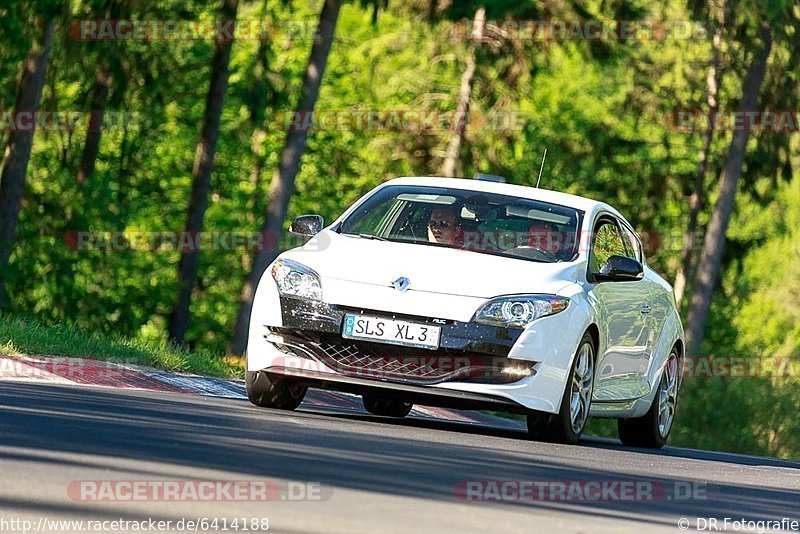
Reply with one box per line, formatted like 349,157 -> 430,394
246,370 -> 306,410
617,349 -> 679,449
527,331 -> 595,444
362,394 -> 413,418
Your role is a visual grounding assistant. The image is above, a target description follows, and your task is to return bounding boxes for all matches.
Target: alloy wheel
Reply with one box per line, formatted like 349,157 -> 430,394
569,342 -> 594,434
658,352 -> 679,438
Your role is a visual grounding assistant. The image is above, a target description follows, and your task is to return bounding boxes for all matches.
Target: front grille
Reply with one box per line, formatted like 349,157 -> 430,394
266,328 -> 533,385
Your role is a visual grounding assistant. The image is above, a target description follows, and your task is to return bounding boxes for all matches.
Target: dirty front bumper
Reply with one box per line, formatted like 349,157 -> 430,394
265,297 -> 533,386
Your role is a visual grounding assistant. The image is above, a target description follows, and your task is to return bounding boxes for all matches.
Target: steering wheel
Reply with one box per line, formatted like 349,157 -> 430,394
506,245 -> 558,262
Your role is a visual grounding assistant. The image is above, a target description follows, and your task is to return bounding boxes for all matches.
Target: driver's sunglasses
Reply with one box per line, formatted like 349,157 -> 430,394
428,219 -> 451,229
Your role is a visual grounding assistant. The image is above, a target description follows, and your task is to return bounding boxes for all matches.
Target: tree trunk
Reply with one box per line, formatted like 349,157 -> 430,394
427,0 -> 437,23
0,18 -> 56,310
168,0 -> 239,345
229,0 -> 342,356
242,33 -> 271,272
77,67 -> 112,185
684,27 -> 772,355
673,4 -> 726,305
441,6 -> 485,178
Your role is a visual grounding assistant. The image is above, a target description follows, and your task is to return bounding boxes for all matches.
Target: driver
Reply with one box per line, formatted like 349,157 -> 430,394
427,206 -> 462,247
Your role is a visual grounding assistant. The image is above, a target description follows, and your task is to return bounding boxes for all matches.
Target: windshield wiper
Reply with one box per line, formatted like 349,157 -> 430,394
357,233 -> 388,241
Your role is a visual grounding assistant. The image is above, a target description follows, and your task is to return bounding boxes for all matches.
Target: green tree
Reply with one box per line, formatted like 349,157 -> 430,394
685,25 -> 772,354
0,10 -> 57,309
231,0 -> 343,355
169,0 -> 240,344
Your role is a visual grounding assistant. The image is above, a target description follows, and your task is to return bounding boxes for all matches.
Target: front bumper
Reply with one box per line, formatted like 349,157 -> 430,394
247,274 -> 590,414
272,297 -> 532,384
260,365 -> 526,412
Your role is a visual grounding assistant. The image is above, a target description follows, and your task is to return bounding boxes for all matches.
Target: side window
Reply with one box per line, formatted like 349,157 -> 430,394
619,222 -> 642,262
591,220 -> 627,273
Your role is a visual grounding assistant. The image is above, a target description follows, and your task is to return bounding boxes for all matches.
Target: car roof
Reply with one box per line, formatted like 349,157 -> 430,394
382,176 -> 624,220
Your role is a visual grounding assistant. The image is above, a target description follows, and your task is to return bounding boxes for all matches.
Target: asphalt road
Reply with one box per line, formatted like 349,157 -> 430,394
1,382 -> 799,534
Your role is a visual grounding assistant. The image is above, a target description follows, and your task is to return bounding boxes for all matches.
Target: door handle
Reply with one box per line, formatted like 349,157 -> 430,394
640,304 -> 652,314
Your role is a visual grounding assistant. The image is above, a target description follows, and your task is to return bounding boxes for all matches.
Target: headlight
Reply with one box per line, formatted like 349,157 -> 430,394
271,259 -> 322,300
473,294 -> 569,328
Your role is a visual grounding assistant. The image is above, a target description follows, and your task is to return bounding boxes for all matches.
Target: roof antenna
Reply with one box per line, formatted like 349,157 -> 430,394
536,148 -> 547,188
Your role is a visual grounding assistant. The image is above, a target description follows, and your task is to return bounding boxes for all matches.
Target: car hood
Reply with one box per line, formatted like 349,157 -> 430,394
281,230 -> 580,299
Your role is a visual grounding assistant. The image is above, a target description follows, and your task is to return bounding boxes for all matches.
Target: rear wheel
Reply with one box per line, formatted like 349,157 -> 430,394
362,394 -> 413,418
527,332 -> 595,444
246,370 -> 306,410
617,349 -> 679,449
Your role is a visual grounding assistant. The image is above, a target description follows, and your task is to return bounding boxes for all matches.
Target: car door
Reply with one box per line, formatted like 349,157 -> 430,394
617,218 -> 662,360
589,216 -> 653,402
618,219 -> 675,379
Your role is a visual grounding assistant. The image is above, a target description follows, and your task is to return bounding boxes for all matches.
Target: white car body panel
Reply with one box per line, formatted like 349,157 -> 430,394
247,177 -> 684,418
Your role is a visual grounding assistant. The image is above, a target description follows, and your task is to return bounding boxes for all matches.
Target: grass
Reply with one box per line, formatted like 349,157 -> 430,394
0,314 -> 243,379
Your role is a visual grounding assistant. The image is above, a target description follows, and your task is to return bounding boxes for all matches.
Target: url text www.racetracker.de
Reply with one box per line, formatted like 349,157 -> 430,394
0,516 -> 270,533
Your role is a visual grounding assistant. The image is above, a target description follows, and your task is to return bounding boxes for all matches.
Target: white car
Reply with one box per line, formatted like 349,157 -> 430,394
246,177 -> 683,447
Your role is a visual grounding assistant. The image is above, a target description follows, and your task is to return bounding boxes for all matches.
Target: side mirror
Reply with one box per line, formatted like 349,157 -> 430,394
595,254 -> 643,282
289,214 -> 324,238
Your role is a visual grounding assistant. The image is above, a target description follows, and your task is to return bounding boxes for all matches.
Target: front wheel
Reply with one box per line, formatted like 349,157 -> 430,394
527,331 -> 595,444
246,370 -> 307,410
617,350 -> 679,449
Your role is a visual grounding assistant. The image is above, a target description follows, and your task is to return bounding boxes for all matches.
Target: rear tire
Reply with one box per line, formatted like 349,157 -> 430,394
362,394 -> 413,418
617,349 -> 679,449
527,331 -> 595,444
246,370 -> 306,410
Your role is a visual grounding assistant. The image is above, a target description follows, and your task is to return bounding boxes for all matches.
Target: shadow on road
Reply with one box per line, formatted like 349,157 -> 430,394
1,383 -> 798,528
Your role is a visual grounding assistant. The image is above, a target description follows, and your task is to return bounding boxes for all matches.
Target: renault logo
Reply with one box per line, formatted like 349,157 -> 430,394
392,277 -> 410,292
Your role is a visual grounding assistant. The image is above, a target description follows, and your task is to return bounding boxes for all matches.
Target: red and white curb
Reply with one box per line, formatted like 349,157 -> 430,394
0,355 -> 524,429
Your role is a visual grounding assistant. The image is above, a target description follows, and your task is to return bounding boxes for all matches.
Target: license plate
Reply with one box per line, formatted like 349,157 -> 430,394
342,314 -> 441,350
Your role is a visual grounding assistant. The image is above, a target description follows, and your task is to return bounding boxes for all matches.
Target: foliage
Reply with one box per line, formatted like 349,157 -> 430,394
0,0 -> 798,457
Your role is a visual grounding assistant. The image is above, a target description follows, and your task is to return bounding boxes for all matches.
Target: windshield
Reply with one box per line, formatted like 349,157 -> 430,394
338,185 -> 582,263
